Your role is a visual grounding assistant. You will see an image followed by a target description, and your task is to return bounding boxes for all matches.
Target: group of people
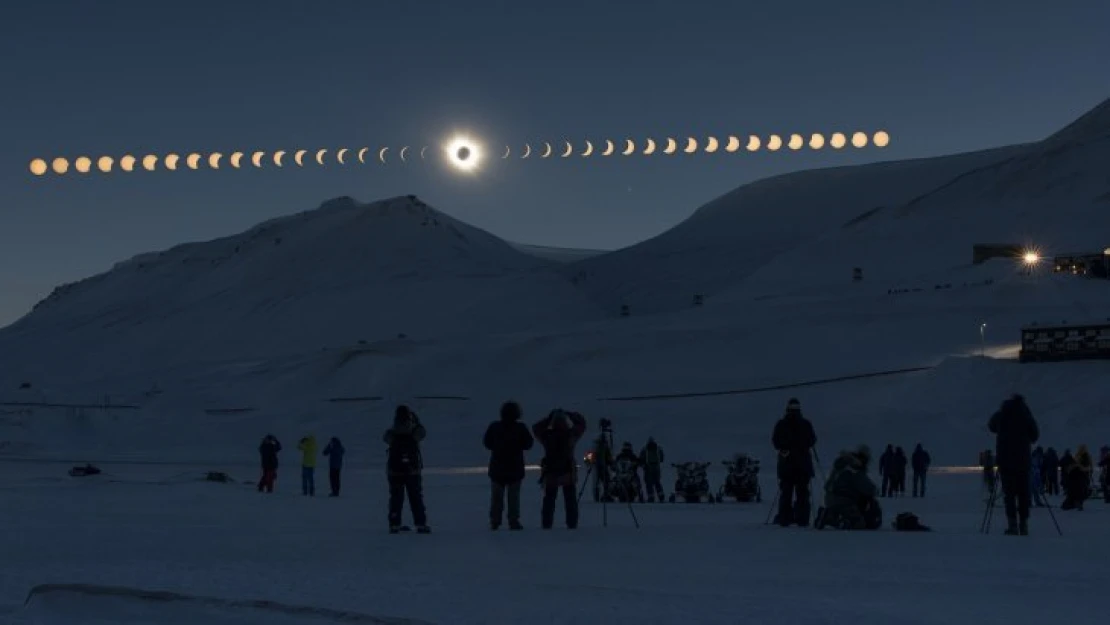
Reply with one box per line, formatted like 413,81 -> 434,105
257,433 -> 346,497
254,394 -> 1106,536
877,444 -> 932,497
583,436 -> 668,503
979,435 -> 1108,515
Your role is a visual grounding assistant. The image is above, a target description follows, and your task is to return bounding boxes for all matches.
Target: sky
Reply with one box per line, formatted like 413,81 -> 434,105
1,0 -> 1109,326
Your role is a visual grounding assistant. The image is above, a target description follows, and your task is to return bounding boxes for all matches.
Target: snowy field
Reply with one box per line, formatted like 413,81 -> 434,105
2,460 -> 1105,625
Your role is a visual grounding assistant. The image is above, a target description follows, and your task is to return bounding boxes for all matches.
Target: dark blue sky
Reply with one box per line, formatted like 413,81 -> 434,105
2,0 -> 1108,325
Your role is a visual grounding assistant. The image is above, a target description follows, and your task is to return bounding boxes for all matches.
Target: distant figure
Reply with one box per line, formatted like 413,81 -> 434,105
878,444 -> 895,497
1042,447 -> 1060,495
1098,446 -> 1110,503
257,434 -> 281,493
1061,445 -> 1093,511
771,398 -> 817,527
588,433 -> 614,502
323,437 -> 345,497
818,445 -> 880,530
384,405 -> 430,533
911,443 -> 931,497
533,409 -> 587,530
638,437 -> 666,502
891,447 -> 908,496
298,435 -> 317,496
987,394 -> 1040,535
483,400 -> 535,530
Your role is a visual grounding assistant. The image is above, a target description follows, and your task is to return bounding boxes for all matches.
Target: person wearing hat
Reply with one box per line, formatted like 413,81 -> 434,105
818,445 -> 881,530
771,397 -> 818,526
483,400 -> 535,530
987,393 -> 1039,535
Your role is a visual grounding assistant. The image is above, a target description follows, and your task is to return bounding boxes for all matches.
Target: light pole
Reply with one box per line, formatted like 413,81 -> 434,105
979,323 -> 987,357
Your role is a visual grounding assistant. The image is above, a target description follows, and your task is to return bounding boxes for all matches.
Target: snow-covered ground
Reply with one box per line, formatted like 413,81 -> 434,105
2,461 -> 1104,625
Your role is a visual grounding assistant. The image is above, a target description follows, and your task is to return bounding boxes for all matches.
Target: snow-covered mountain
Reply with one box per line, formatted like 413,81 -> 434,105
570,98 -> 1110,314
0,195 -> 605,385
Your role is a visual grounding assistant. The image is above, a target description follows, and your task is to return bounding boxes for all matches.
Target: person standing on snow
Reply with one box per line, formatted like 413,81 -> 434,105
257,434 -> 281,493
483,400 -> 535,530
588,432 -> 614,502
987,394 -> 1040,535
297,434 -> 317,496
533,409 -> 587,530
771,398 -> 817,527
384,405 -> 430,533
891,447 -> 909,496
323,436 -> 345,497
638,437 -> 666,502
878,444 -> 894,497
911,443 -> 931,497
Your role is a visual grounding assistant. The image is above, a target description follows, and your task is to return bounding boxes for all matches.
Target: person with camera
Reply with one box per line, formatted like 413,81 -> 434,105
383,404 -> 430,534
533,409 -> 587,529
483,400 -> 535,530
771,398 -> 817,526
297,434 -> 318,496
987,393 -> 1039,534
257,433 -> 281,493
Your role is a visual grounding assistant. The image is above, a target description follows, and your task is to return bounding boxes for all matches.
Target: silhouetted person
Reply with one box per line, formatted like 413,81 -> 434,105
911,443 -> 931,497
533,409 -> 587,529
638,437 -> 666,502
483,400 -> 534,530
891,446 -> 908,496
323,436 -> 345,497
297,434 -> 317,496
878,444 -> 894,497
771,398 -> 817,526
257,434 -> 281,493
987,394 -> 1040,535
384,405 -> 429,533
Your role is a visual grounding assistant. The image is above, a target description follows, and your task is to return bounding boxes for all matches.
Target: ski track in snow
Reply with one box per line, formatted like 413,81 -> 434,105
1,463 -> 1104,624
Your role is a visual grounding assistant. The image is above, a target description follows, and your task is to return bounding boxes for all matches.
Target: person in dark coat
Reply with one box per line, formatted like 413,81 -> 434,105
771,398 -> 817,527
911,443 -> 931,497
987,394 -> 1040,535
383,405 -> 430,533
483,400 -> 535,530
878,444 -> 894,497
257,434 -> 281,493
818,445 -> 881,530
1061,445 -> 1093,511
1042,447 -> 1059,495
323,436 -> 345,497
532,409 -> 587,529
638,437 -> 666,502
891,447 -> 908,496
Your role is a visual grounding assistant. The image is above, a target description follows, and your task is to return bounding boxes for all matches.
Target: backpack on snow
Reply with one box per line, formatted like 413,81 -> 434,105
893,512 -> 930,532
388,433 -> 421,474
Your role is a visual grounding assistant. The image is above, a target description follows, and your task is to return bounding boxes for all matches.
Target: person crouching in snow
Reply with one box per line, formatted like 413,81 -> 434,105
483,400 -> 534,530
323,436 -> 345,497
384,405 -> 430,533
257,434 -> 281,493
298,434 -> 317,496
816,445 -> 881,530
533,409 -> 587,529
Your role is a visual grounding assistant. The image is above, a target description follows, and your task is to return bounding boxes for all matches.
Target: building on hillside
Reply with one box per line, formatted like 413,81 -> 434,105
972,244 -> 1024,265
1019,320 -> 1110,363
1052,250 -> 1110,279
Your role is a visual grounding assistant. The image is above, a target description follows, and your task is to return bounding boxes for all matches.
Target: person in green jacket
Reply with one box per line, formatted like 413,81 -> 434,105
817,445 -> 881,530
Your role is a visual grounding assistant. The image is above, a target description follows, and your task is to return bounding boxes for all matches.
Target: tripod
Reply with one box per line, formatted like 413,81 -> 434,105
980,467 -> 1062,536
576,425 -> 640,528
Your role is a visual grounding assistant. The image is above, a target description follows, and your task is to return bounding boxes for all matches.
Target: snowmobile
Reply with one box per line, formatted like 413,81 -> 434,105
668,461 -> 714,503
716,453 -> 762,503
609,455 -> 644,503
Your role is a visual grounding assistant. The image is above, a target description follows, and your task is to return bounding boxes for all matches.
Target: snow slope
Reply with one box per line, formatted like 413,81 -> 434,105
508,242 -> 606,263
0,195 -> 605,384
2,462 -> 1105,625
571,97 -> 1110,314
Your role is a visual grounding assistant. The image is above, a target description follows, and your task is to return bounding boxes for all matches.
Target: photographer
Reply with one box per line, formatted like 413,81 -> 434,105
771,398 -> 817,527
483,400 -> 535,530
532,409 -> 587,530
383,404 -> 430,534
590,427 -> 614,502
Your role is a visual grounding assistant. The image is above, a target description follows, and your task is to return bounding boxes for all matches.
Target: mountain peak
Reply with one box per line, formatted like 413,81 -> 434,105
1045,96 -> 1110,144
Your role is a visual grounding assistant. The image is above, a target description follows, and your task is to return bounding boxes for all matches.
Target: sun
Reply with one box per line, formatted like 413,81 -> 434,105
444,136 -> 482,173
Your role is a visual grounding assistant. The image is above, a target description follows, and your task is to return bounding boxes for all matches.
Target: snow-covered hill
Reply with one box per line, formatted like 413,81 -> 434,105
570,98 -> 1110,315
0,195 -> 605,385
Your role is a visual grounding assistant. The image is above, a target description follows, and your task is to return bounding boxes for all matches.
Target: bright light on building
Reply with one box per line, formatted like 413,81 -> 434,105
1022,251 -> 1040,265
